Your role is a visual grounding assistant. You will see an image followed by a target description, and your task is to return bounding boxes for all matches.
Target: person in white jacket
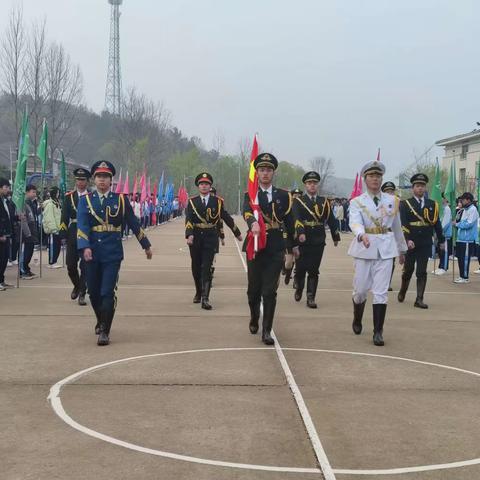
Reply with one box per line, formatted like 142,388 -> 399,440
348,160 -> 407,346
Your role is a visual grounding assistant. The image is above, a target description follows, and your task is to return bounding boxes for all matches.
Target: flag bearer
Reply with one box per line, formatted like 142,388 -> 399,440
243,153 -> 295,345
292,171 -> 340,308
349,160 -> 407,346
77,161 -> 153,346
398,174 -> 444,308
185,173 -> 242,310
60,168 -> 91,306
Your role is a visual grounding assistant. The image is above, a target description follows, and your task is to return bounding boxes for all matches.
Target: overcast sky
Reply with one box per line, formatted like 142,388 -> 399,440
1,0 -> 479,178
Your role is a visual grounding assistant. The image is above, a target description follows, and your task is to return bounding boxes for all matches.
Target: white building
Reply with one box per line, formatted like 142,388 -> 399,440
436,129 -> 480,192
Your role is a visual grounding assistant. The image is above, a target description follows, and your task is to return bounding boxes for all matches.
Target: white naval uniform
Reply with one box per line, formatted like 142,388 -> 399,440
348,191 -> 407,304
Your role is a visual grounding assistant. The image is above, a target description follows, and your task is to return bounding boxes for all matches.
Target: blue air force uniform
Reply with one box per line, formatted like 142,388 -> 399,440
77,161 -> 151,345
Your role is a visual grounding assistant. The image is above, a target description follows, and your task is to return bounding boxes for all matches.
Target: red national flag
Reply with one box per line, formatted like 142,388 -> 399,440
349,173 -> 363,199
246,134 -> 267,261
140,169 -> 147,204
122,171 -> 130,195
115,169 -> 123,193
132,174 -> 138,199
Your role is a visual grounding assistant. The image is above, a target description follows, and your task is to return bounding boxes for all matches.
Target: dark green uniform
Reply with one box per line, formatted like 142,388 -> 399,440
398,197 -> 444,307
243,187 -> 295,343
293,194 -> 340,306
60,191 -> 88,302
185,194 -> 240,308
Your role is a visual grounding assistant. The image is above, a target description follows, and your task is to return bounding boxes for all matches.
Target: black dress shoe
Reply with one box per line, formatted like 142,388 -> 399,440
193,293 -> 201,304
78,294 -> 87,306
414,299 -> 428,309
373,331 -> 384,346
262,331 -> 275,345
71,287 -> 79,300
97,332 -> 109,346
249,320 -> 259,334
306,298 -> 317,309
201,298 -> 212,310
294,290 -> 302,302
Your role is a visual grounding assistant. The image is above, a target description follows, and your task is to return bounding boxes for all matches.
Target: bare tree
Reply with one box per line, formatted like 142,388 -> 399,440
212,128 -> 225,157
25,19 -> 48,161
44,41 -> 84,156
0,5 -> 27,136
309,156 -> 335,193
116,86 -> 170,173
237,136 -> 252,167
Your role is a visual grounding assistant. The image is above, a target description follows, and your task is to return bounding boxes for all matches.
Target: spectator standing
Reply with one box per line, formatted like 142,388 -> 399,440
42,186 -> 63,268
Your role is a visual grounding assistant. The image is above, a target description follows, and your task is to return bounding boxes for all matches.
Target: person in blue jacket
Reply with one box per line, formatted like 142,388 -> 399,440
77,161 -> 153,346
453,192 -> 479,283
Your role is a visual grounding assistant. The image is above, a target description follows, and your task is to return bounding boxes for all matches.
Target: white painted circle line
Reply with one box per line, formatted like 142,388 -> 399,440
48,347 -> 320,474
48,347 -> 480,475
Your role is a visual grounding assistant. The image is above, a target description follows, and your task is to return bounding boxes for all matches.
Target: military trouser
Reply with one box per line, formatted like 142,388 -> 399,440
85,260 -> 120,334
66,238 -> 86,295
294,244 -> 325,298
189,235 -> 216,298
247,250 -> 284,333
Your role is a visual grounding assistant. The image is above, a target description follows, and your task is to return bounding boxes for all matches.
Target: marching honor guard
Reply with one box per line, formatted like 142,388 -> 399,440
398,174 -> 444,308
292,171 -> 340,308
348,160 -> 407,346
185,173 -> 242,310
243,153 -> 295,345
283,187 -> 303,285
77,161 -> 152,346
60,168 -> 91,306
381,181 -> 398,291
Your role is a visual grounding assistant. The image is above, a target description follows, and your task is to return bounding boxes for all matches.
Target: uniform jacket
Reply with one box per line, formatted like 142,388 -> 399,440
400,197 -> 444,248
441,204 -> 452,239
293,194 -> 340,246
243,187 -> 295,254
60,191 -> 82,241
77,190 -> 151,263
348,191 -> 407,259
456,203 -> 479,243
0,196 -> 14,237
185,195 -> 240,250
42,198 -> 62,234
21,199 -> 39,244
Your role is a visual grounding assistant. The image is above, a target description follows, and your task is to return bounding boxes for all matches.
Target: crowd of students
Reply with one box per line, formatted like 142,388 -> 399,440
0,177 -> 182,290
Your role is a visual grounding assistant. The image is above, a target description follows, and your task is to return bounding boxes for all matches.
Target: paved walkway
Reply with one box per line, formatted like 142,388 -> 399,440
1,218 -> 480,479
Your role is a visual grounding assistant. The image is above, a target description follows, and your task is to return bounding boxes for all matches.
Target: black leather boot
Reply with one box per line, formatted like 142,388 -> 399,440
78,292 -> 87,306
193,278 -> 202,303
93,306 -> 101,335
352,299 -> 366,335
201,280 -> 212,310
71,286 -> 79,300
248,298 -> 260,334
414,276 -> 428,309
372,303 -> 387,346
261,297 -> 276,345
397,276 -> 410,303
97,310 -> 110,346
284,267 -> 293,285
294,275 -> 305,302
306,275 -> 318,308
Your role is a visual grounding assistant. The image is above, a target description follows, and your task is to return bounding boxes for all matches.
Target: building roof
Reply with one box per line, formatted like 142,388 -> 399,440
436,129 -> 480,147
